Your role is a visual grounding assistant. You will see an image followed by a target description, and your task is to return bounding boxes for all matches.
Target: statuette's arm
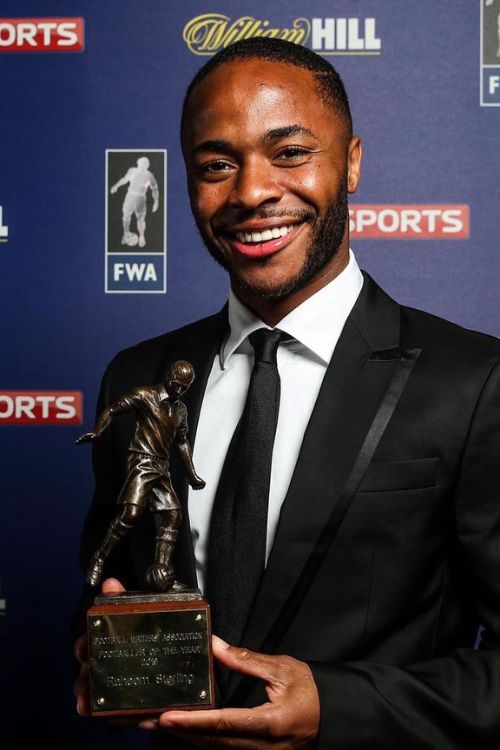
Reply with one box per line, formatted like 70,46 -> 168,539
76,391 -> 141,444
176,436 -> 205,490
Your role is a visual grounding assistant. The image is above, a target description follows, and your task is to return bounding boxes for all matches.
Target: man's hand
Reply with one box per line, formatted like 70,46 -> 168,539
76,431 -> 99,444
153,201 -> 159,213
139,636 -> 320,749
73,577 -> 126,716
190,475 -> 206,490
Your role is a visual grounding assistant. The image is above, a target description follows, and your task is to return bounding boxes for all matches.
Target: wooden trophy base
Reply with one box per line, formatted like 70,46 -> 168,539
87,589 -> 215,719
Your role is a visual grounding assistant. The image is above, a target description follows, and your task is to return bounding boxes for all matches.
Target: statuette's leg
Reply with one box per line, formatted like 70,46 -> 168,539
144,526 -> 177,591
145,502 -> 185,592
86,509 -> 138,586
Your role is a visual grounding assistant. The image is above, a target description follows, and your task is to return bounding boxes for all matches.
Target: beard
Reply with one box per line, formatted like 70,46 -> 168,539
196,175 -> 349,301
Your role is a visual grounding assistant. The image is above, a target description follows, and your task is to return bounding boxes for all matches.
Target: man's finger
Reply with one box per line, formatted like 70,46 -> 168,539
73,663 -> 90,698
74,663 -> 90,716
73,633 -> 88,663
101,577 -> 126,595
157,704 -> 272,736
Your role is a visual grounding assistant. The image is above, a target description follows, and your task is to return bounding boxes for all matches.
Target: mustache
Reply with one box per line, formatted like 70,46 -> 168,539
215,207 -> 316,231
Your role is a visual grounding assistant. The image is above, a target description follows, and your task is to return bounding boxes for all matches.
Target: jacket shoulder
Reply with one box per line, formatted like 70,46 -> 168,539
400,303 -> 500,371
401,303 -> 500,348
113,310 -> 224,362
100,309 -> 226,401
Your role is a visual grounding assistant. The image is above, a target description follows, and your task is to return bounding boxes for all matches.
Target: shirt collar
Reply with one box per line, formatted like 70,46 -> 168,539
221,249 -> 364,368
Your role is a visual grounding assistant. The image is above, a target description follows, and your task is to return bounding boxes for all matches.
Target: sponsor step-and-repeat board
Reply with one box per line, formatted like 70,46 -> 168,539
1,2 -> 498,748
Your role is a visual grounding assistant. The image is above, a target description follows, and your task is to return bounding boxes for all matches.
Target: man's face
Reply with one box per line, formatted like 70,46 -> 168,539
182,59 -> 362,301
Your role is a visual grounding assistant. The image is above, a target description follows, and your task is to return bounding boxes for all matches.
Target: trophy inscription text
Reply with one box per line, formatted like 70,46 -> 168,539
88,602 -> 213,715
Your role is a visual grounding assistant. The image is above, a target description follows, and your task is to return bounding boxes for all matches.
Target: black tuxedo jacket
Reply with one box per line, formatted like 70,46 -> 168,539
77,274 -> 500,749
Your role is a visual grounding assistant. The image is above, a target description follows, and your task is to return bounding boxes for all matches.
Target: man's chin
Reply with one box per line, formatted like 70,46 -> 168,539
230,268 -> 309,302
199,242 -> 289,299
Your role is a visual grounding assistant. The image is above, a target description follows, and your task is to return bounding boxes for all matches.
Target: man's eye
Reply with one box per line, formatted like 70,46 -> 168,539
199,160 -> 233,174
276,147 -> 310,161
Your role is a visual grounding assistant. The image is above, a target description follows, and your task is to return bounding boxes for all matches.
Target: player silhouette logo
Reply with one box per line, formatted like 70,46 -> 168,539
486,0 -> 500,57
110,156 -> 159,247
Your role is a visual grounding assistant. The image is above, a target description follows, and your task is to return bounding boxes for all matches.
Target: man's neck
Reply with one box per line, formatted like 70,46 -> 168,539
232,246 -> 350,327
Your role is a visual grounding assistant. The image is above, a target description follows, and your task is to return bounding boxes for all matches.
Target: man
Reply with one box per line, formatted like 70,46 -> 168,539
74,38 -> 500,749
76,360 -> 205,591
110,155 -> 159,247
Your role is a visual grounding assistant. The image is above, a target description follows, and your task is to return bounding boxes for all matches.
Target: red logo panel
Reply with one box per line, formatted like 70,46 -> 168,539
349,204 -> 469,239
0,391 -> 83,424
0,18 -> 84,52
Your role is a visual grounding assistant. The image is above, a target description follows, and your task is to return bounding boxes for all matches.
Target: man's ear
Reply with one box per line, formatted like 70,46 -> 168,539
347,136 -> 362,194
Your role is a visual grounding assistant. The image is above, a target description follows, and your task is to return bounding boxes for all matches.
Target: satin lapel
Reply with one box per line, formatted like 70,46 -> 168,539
224,275 -> 405,701
131,308 -> 228,589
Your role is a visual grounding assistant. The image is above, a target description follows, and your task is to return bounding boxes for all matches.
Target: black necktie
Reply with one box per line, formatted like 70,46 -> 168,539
206,328 -> 284,650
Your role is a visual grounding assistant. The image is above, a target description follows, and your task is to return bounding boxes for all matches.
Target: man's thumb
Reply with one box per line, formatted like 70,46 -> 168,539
211,635 -> 276,681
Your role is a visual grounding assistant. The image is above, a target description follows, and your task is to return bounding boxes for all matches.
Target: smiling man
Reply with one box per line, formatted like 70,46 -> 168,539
74,39 -> 500,749
181,47 -> 359,324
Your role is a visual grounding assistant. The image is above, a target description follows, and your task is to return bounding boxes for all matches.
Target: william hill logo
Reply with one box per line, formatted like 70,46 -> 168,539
183,14 -> 381,56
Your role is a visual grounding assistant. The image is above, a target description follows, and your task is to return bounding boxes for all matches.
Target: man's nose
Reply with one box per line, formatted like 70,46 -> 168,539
229,158 -> 283,210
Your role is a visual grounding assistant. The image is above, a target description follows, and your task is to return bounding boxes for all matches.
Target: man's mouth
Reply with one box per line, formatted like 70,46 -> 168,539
225,223 -> 304,258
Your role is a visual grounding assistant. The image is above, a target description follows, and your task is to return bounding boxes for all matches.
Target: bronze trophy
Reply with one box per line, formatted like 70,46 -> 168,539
77,360 -> 215,718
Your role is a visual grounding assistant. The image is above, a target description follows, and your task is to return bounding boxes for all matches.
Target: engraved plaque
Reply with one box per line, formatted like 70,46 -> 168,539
87,591 -> 215,717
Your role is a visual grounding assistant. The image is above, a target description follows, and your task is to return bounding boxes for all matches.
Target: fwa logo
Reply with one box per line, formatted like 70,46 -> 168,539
0,205 -> 8,242
105,150 -> 166,294
183,14 -> 381,56
481,0 -> 500,104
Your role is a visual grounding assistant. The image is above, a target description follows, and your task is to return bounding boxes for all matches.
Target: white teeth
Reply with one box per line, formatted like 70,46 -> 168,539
235,225 -> 295,244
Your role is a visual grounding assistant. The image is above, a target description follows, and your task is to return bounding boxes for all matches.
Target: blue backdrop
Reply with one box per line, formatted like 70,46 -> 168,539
1,1 -> 498,747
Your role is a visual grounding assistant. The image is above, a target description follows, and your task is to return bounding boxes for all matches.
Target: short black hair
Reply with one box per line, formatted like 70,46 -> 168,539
181,37 -> 353,138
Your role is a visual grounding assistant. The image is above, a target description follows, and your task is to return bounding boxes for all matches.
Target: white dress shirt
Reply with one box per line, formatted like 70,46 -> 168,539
188,250 -> 364,594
